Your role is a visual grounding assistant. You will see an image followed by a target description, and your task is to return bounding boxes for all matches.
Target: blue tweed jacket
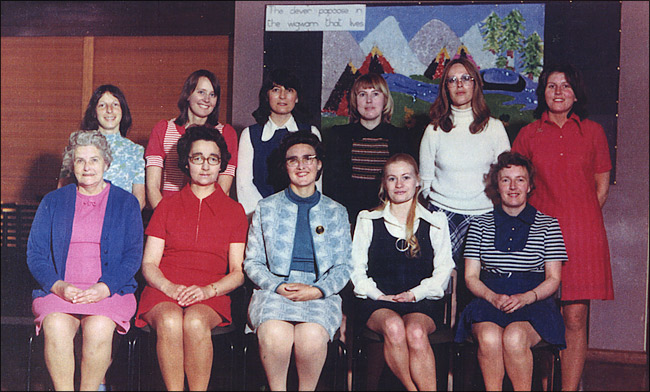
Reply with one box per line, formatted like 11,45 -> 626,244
243,190 -> 352,298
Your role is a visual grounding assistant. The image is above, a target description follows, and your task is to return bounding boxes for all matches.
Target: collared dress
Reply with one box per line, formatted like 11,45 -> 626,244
512,112 -> 613,301
350,202 -> 455,327
454,204 -> 568,348
135,185 -> 248,327
243,188 -> 352,340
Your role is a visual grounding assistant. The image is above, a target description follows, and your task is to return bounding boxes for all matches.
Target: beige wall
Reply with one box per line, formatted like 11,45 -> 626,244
233,1 -> 649,354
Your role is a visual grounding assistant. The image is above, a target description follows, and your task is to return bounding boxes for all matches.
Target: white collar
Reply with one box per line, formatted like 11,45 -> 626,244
359,200 -> 442,231
261,116 -> 299,142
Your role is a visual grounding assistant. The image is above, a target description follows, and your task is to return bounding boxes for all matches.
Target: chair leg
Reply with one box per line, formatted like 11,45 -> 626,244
26,332 -> 35,391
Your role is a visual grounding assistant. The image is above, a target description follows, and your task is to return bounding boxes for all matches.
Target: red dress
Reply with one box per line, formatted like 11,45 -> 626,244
512,112 -> 613,300
135,185 -> 248,327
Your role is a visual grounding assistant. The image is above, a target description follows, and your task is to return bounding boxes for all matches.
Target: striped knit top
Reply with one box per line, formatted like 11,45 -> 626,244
351,137 -> 390,181
464,204 -> 568,273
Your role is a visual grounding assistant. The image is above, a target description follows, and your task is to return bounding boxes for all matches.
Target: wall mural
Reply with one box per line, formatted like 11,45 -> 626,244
321,3 -> 545,141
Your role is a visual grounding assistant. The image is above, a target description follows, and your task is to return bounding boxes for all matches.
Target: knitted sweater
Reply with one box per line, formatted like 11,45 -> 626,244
419,107 -> 510,214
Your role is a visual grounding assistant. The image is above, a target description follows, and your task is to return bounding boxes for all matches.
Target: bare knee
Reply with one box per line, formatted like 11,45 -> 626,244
502,328 -> 529,356
258,321 -> 293,353
155,311 -> 184,339
405,323 -> 430,351
183,314 -> 211,341
42,313 -> 78,341
295,324 -> 328,353
474,326 -> 502,353
381,316 -> 407,345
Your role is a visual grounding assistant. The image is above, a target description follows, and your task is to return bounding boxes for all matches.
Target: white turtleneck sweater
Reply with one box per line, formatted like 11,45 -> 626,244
419,106 -> 510,215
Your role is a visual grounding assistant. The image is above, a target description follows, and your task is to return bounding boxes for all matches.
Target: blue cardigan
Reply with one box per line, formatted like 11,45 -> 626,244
26,183 -> 143,299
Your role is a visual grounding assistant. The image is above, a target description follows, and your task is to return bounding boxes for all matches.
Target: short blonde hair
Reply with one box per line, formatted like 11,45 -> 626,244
61,130 -> 112,178
349,73 -> 394,123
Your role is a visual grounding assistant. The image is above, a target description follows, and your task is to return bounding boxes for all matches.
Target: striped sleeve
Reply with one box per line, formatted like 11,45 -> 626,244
543,215 -> 569,262
463,215 -> 487,261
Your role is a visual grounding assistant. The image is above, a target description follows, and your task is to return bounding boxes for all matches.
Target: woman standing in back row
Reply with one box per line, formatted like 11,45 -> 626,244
512,63 -> 613,391
145,69 -> 238,208
236,68 -> 321,218
419,57 -> 510,309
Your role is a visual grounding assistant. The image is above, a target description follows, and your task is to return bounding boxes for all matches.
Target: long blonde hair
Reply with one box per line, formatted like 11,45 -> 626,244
376,153 -> 422,258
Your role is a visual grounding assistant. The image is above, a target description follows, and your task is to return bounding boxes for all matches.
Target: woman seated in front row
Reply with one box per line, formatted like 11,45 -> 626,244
351,153 -> 455,391
135,126 -> 248,391
243,131 -> 352,391
27,130 -> 143,391
454,151 -> 567,391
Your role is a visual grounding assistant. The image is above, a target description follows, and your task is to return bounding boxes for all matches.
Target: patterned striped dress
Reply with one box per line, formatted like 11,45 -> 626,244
454,204 -> 568,347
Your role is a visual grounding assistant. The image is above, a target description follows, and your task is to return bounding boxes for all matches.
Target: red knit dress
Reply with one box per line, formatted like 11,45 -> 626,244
512,112 -> 613,301
135,185 -> 248,327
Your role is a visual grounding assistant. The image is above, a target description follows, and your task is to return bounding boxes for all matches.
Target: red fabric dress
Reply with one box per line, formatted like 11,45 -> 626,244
135,185 -> 248,327
512,112 -> 613,300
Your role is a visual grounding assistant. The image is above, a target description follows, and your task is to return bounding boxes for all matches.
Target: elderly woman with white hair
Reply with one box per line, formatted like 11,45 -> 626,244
27,130 -> 143,391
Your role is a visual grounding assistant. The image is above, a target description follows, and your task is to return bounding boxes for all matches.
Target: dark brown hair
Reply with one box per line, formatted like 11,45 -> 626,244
176,125 -> 230,176
81,84 -> 132,137
174,70 -> 221,128
534,63 -> 588,120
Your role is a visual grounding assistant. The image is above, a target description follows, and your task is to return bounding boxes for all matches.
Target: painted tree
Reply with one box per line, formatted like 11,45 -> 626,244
501,9 -> 526,69
521,32 -> 544,79
480,12 -> 503,54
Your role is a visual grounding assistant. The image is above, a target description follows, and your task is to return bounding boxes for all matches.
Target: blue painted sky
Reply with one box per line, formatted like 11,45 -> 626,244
350,3 -> 545,42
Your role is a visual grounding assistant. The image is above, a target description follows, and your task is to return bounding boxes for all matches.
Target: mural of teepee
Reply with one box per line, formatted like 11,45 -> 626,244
322,62 -> 360,116
358,46 -> 395,75
424,46 -> 450,80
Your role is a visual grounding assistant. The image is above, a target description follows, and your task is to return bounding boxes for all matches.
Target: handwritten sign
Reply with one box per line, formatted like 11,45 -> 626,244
265,4 -> 365,32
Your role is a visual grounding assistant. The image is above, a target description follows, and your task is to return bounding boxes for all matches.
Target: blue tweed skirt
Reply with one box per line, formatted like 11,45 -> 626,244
246,270 -> 342,341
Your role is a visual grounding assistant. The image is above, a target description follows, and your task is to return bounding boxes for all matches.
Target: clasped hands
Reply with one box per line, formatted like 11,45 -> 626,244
378,291 -> 415,303
489,292 -> 533,314
163,283 -> 215,307
276,283 -> 323,301
53,280 -> 110,304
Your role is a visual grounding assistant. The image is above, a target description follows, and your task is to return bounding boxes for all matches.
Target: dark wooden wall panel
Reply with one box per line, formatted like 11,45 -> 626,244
1,37 -> 85,203
1,35 -> 232,204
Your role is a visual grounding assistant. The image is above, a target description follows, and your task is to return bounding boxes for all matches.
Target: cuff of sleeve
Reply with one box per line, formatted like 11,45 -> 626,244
366,287 -> 385,301
312,285 -> 327,298
410,285 -> 442,302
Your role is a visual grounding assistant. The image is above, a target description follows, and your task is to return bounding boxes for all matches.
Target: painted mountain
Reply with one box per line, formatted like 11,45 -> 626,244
322,13 -> 541,114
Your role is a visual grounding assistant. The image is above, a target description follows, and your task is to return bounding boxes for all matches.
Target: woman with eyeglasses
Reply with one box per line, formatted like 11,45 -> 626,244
244,131 -> 352,391
419,57 -> 510,310
136,126 -> 248,390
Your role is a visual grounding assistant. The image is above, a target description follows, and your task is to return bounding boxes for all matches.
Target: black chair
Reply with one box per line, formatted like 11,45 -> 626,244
127,323 -> 237,391
351,270 -> 457,391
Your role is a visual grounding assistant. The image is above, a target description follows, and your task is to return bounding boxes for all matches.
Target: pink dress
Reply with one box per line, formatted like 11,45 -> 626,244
32,183 -> 137,335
